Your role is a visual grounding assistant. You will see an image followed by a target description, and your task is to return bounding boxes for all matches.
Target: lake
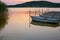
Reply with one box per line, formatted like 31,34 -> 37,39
0,8 -> 60,40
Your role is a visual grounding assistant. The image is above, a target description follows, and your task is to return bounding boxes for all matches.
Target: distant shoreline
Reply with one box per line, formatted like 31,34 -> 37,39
7,1 -> 60,8
7,7 -> 60,8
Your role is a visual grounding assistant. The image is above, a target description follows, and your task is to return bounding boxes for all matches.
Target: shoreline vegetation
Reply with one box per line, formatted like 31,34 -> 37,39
0,1 -> 7,12
0,1 -> 8,31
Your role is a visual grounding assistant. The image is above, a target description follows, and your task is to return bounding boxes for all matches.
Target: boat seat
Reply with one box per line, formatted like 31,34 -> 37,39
40,15 -> 52,18
47,17 -> 60,21
33,16 -> 47,20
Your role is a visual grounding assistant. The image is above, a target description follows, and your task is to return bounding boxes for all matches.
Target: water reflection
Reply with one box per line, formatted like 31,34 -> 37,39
0,8 -> 60,40
31,21 -> 59,27
0,9 -> 9,31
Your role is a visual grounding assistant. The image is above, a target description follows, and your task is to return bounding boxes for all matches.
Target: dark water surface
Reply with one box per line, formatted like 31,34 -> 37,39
0,8 -> 60,40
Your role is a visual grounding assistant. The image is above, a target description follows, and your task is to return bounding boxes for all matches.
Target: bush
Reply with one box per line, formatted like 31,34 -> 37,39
0,1 -> 8,31
0,1 -> 7,12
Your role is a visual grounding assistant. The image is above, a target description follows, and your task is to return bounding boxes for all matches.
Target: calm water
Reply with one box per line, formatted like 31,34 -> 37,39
0,8 -> 60,40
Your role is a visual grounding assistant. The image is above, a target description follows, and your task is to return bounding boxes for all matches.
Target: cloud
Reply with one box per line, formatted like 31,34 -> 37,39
46,0 -> 60,3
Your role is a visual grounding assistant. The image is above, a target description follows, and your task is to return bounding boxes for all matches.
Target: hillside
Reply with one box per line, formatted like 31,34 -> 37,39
8,1 -> 60,7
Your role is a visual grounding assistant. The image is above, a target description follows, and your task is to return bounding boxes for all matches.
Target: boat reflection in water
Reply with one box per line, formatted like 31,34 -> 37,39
31,21 -> 59,27
0,10 -> 9,31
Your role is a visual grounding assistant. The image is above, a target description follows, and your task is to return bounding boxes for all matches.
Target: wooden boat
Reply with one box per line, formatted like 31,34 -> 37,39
31,11 -> 60,24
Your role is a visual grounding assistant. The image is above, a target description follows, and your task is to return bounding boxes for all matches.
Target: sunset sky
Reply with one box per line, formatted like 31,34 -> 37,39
1,0 -> 60,5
